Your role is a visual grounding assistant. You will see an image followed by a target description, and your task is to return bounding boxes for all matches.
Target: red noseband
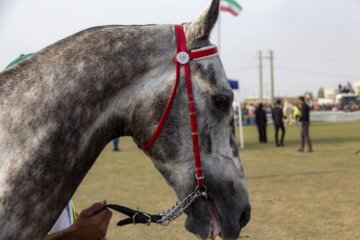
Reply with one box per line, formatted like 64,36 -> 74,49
142,25 -> 219,188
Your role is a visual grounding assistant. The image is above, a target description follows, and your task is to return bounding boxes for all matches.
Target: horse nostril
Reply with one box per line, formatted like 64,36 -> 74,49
239,206 -> 251,229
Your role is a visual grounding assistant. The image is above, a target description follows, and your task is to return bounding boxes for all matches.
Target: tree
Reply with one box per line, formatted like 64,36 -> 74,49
304,91 -> 313,100
317,87 -> 325,99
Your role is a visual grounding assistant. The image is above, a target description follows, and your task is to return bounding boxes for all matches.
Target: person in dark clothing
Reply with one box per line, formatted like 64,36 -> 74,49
271,99 -> 286,147
298,96 -> 313,152
112,138 -> 120,151
255,103 -> 267,143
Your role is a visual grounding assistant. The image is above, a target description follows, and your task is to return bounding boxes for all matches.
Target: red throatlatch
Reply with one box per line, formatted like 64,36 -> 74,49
142,25 -> 219,188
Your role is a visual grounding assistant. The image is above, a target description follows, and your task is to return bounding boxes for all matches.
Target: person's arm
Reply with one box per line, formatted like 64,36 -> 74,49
255,110 -> 259,125
305,105 -> 310,120
46,201 -> 112,240
263,111 -> 267,124
299,105 -> 304,121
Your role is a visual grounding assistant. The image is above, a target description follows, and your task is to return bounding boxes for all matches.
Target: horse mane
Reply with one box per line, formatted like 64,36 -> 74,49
1,24 -> 156,76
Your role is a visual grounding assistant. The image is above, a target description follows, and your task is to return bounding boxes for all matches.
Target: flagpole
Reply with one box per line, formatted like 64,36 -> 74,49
239,102 -> 244,149
218,8 -> 221,55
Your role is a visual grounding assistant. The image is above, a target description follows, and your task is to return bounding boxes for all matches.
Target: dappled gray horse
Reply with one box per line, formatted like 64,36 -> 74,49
0,0 -> 250,239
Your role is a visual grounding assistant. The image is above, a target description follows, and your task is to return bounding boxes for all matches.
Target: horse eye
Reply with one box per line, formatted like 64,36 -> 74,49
213,96 -> 230,111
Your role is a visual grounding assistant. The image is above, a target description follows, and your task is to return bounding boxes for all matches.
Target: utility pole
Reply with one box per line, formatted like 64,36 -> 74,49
258,51 -> 263,102
269,50 -> 275,103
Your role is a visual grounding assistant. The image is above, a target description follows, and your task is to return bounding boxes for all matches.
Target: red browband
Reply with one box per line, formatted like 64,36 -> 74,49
142,25 -> 219,188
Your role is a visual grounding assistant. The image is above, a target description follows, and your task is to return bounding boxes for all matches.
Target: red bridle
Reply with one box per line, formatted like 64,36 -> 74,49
142,25 -> 219,189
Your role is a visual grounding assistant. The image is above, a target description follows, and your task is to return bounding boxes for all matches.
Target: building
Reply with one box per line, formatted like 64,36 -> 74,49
324,88 -> 337,99
354,81 -> 360,97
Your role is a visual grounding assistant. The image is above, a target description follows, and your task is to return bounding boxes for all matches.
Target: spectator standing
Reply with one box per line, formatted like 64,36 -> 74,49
255,103 -> 267,143
246,104 -> 256,125
112,138 -> 120,151
272,99 -> 286,147
298,96 -> 313,152
293,105 -> 301,125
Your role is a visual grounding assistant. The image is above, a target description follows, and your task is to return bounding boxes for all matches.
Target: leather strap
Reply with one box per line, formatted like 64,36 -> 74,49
107,204 -> 162,226
142,25 -> 219,188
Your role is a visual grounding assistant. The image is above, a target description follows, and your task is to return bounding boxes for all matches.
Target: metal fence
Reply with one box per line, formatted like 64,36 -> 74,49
310,111 -> 360,122
260,111 -> 360,125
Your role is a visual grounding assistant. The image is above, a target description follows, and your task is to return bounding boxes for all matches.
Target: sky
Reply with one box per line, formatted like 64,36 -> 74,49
1,0 -> 360,100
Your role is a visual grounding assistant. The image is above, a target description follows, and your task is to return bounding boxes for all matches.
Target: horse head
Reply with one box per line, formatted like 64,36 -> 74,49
0,1 -> 249,239
131,1 -> 250,239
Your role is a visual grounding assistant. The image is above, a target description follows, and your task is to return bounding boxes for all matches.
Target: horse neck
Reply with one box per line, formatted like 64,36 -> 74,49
0,24 -> 175,239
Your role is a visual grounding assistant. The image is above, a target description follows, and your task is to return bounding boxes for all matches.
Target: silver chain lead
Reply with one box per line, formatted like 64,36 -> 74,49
157,189 -> 204,226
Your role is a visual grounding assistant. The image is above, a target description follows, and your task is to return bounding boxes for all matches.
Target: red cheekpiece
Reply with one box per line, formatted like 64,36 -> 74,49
142,25 -> 219,189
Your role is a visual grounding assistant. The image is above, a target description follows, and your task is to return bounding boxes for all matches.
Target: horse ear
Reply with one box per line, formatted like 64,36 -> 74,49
186,0 -> 220,41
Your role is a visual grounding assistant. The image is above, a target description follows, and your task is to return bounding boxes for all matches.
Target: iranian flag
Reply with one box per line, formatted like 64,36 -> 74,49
220,0 -> 242,16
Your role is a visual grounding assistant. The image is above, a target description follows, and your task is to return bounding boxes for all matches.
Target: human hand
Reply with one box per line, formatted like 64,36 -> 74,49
69,201 -> 113,240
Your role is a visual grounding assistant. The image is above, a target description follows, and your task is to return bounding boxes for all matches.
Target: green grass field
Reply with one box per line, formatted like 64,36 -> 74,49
74,121 -> 360,240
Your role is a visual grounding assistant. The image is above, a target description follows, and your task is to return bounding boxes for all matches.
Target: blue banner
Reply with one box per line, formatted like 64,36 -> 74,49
228,79 -> 239,90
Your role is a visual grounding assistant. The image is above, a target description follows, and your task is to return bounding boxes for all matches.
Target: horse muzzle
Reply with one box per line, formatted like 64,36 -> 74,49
185,195 -> 251,240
